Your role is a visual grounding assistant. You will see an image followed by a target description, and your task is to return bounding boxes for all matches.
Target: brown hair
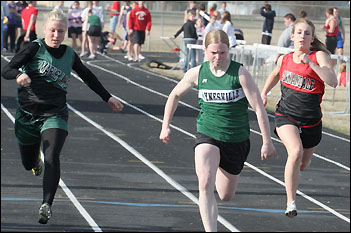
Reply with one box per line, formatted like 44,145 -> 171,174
220,11 -> 232,25
339,63 -> 346,73
292,18 -> 330,54
204,29 -> 229,48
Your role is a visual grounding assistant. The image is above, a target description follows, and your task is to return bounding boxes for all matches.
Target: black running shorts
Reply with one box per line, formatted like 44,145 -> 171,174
194,132 -> 250,175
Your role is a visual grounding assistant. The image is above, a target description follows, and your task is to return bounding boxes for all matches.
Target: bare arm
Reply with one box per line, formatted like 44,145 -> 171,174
261,56 -> 282,106
239,66 -> 276,160
160,66 -> 199,144
301,51 -> 337,87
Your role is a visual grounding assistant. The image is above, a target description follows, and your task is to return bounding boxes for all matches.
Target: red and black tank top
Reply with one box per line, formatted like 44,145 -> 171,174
276,51 -> 325,120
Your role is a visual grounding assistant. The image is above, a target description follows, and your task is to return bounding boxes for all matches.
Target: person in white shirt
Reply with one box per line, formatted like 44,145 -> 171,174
218,2 -> 228,16
220,11 -> 237,60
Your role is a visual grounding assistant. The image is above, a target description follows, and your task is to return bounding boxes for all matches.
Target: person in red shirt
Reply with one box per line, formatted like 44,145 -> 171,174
16,1 -> 38,52
106,1 -> 123,50
261,18 -> 337,218
128,1 -> 151,62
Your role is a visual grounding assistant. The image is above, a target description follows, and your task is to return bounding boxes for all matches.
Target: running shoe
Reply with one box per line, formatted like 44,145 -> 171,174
38,203 -> 52,224
138,54 -> 145,60
32,159 -> 43,176
79,51 -> 88,57
285,200 -> 297,217
88,54 -> 96,59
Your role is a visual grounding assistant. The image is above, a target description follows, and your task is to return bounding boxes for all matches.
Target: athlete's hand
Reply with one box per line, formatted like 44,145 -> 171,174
16,73 -> 31,86
108,97 -> 124,112
160,127 -> 171,144
261,142 -> 276,160
261,92 -> 268,107
299,53 -> 311,65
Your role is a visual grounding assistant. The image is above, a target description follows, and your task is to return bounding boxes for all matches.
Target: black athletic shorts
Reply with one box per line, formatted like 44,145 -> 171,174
274,113 -> 322,149
194,132 -> 250,175
68,26 -> 82,38
88,25 -> 102,37
132,30 -> 146,45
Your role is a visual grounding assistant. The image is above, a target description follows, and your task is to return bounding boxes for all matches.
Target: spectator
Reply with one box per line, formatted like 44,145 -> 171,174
321,8 -> 339,54
79,1 -> 92,57
274,13 -> 296,64
1,1 -> 10,52
277,13 -> 296,49
203,13 -> 222,45
197,2 -> 210,27
87,8 -> 102,59
184,1 -> 197,23
174,11 -> 198,72
53,1 -> 64,13
92,1 -> 105,30
124,1 -> 137,61
3,1 -> 17,53
209,2 -> 217,16
15,1 -> 27,43
334,7 -> 345,55
67,1 -> 83,51
218,2 -> 228,16
221,11 -> 236,48
195,18 -> 205,64
117,1 -> 132,52
106,1 -> 123,50
16,1 -> 38,53
260,3 -> 276,45
298,10 -> 307,19
337,63 -> 347,87
128,1 -> 152,62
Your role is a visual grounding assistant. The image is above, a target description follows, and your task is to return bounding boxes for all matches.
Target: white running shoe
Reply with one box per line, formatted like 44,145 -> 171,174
88,54 -> 96,59
138,54 -> 145,60
285,200 -> 297,217
79,52 -> 88,57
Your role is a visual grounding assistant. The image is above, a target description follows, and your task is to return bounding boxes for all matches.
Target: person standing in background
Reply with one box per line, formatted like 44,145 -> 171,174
128,1 -> 151,62
218,2 -> 228,16
333,7 -> 345,55
15,1 -> 28,41
16,1 -> 38,53
106,1 -> 123,50
53,1 -> 64,13
67,1 -> 83,51
320,8 -> 338,54
3,1 -> 18,53
1,1 -> 10,52
220,11 -> 237,60
274,13 -> 296,64
173,11 -> 198,72
260,3 -> 276,45
79,1 -> 92,57
184,1 -> 197,23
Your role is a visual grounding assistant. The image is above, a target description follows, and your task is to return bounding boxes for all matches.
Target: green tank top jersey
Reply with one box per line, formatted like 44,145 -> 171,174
197,61 -> 250,142
21,39 -> 75,92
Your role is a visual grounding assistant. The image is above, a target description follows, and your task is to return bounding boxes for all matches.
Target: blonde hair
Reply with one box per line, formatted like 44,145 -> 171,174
292,18 -> 330,54
339,63 -> 346,73
204,29 -> 229,48
44,9 -> 68,29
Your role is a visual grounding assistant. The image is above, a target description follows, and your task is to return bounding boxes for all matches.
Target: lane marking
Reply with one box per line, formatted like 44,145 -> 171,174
83,59 -> 350,171
1,103 -> 102,232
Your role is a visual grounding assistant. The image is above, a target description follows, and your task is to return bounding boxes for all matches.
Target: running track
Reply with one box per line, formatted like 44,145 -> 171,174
1,51 -> 350,232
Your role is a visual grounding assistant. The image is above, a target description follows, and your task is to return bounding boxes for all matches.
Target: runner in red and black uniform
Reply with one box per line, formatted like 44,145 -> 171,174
261,18 -> 337,218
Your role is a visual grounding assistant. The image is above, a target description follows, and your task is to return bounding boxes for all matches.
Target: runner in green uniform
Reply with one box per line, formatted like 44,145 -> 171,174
160,29 -> 276,232
2,9 -> 123,224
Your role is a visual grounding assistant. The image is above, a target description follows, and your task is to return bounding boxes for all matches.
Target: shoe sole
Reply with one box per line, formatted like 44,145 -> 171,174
285,210 -> 297,217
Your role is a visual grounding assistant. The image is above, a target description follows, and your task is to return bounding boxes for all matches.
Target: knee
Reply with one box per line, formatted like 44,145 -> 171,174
198,175 -> 214,194
288,147 -> 303,164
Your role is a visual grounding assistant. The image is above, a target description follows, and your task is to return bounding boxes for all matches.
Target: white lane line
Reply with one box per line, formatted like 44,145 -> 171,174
67,103 -> 240,232
97,52 -> 351,143
84,61 -> 350,171
1,103 -> 103,232
74,71 -> 351,224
